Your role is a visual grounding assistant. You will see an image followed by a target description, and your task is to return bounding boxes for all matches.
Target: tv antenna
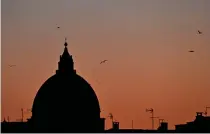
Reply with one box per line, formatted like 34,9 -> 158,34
7,116 -> 10,122
21,108 -> 32,122
108,113 -> 114,123
146,108 -> 159,130
132,120 -> 134,129
204,107 -> 210,116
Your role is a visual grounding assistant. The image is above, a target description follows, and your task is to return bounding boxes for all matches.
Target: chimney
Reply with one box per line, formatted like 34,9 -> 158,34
112,121 -> 119,130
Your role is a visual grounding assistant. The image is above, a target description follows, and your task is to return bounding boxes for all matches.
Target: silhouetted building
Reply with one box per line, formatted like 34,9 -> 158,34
105,121 -> 173,133
157,122 -> 168,132
175,112 -> 210,133
27,39 -> 105,132
1,39 -> 105,133
1,120 -> 30,133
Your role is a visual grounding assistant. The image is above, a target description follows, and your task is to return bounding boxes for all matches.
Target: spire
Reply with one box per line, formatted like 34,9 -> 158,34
64,37 -> 68,47
62,38 -> 70,57
56,38 -> 75,75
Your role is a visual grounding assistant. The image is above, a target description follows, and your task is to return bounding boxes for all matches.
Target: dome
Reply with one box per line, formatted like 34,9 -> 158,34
30,39 -> 103,132
32,73 -> 101,118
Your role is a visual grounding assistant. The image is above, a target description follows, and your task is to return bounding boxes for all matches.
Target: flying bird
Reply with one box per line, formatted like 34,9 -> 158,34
100,60 -> 108,64
198,30 -> 202,34
56,24 -> 60,29
8,65 -> 16,67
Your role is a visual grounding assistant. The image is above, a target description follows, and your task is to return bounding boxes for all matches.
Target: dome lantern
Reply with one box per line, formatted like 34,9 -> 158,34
56,38 -> 75,74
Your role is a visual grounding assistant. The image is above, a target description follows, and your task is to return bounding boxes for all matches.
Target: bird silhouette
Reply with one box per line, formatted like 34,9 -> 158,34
198,30 -> 202,34
8,65 -> 16,67
100,60 -> 108,64
56,24 -> 60,29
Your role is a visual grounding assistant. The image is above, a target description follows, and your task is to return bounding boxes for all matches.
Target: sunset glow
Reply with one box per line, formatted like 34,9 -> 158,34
2,0 -> 210,129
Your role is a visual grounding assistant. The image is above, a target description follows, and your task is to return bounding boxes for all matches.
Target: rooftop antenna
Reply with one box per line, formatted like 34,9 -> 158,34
204,107 -> 210,116
21,108 -> 24,122
146,108 -> 158,130
108,113 -> 114,123
7,116 -> 10,122
21,108 -> 32,122
146,108 -> 154,129
132,120 -> 133,129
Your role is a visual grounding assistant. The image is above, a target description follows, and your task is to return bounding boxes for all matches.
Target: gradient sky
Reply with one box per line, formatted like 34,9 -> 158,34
2,0 -> 210,129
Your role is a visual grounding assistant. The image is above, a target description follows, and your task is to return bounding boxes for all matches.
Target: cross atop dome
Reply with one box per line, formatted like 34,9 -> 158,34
64,37 -> 68,47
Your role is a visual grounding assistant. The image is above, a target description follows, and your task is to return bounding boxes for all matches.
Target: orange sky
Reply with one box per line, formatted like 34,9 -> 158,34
1,0 -> 210,129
